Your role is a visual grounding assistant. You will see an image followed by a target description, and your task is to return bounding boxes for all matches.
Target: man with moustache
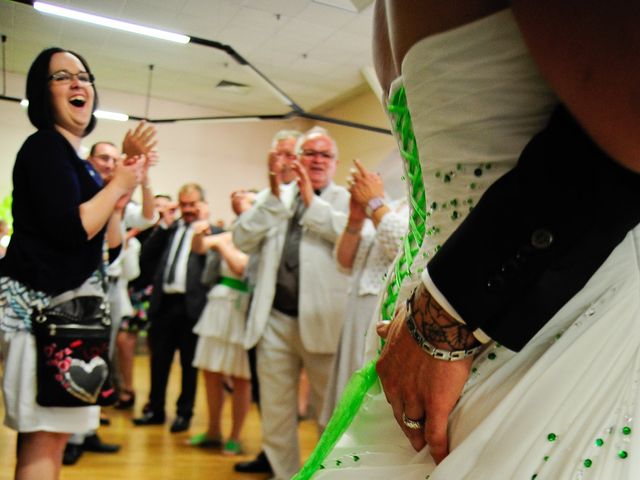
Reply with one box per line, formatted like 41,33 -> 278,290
133,183 -> 219,433
233,127 -> 350,479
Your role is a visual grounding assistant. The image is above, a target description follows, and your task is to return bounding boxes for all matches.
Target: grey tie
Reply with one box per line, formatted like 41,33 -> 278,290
272,195 -> 305,316
284,195 -> 305,269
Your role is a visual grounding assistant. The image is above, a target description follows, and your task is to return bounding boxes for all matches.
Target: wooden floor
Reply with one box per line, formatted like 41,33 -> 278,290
0,355 -> 319,479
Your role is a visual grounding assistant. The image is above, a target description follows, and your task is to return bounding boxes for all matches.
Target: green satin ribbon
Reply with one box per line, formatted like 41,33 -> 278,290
218,276 -> 249,292
293,85 -> 427,479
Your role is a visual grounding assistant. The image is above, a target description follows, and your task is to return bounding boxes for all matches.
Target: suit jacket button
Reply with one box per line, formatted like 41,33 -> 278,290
531,228 -> 554,249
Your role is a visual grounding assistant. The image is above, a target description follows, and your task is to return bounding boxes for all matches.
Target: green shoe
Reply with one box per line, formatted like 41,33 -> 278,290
223,439 -> 243,456
186,432 -> 223,448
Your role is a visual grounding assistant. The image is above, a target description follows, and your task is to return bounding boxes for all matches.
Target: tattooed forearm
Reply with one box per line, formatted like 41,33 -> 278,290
409,283 -> 479,351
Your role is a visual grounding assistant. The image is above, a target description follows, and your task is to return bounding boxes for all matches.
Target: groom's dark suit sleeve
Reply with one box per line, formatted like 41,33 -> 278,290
428,105 -> 640,351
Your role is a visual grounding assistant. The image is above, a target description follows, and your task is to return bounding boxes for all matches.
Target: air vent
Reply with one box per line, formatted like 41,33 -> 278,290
215,80 -> 251,95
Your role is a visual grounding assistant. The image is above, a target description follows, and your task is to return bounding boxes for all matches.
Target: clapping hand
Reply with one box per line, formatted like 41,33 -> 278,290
291,161 -> 314,206
268,150 -> 283,198
192,219 -> 212,237
112,155 -> 144,194
231,190 -> 255,215
347,158 -> 384,206
122,121 -> 157,160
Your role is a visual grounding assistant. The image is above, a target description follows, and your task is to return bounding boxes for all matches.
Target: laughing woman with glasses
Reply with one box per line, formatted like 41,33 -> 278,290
0,48 -> 143,480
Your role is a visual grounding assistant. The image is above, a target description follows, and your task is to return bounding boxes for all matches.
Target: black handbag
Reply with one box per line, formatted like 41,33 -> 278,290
32,295 -> 117,407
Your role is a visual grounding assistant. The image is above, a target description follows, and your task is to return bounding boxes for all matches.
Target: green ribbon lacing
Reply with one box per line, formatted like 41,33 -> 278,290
293,86 -> 427,479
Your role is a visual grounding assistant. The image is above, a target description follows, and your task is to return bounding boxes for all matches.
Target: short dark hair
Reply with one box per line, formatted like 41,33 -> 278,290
26,47 -> 98,136
89,141 -> 116,157
179,183 -> 205,201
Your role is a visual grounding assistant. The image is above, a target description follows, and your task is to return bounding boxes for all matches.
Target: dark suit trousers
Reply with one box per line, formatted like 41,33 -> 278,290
147,293 -> 198,418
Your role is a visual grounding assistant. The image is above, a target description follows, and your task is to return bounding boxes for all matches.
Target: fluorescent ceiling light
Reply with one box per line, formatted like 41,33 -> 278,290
19,100 -> 128,122
33,2 -> 190,44
179,116 -> 262,124
94,110 -> 129,122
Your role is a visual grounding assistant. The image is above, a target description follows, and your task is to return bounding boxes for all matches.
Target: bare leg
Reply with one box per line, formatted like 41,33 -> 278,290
203,370 -> 224,439
298,368 -> 310,419
15,431 -> 69,480
116,331 -> 137,394
229,376 -> 251,441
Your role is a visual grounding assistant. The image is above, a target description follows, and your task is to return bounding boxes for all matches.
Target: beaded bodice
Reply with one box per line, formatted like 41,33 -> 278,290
381,9 -> 556,318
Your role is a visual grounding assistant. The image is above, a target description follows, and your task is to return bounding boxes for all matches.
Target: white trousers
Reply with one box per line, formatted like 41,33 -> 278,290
257,309 -> 334,480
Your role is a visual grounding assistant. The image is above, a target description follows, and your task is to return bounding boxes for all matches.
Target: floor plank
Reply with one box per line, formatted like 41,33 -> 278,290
0,355 -> 319,479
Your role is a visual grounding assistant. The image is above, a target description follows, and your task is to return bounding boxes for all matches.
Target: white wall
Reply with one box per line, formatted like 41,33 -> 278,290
0,71 -> 310,225
0,72 -> 399,225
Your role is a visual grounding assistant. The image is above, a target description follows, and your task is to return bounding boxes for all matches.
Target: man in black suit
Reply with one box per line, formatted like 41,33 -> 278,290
133,183 -> 220,432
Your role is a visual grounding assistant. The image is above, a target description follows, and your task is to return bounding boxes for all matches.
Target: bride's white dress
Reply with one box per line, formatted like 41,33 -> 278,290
312,9 -> 640,479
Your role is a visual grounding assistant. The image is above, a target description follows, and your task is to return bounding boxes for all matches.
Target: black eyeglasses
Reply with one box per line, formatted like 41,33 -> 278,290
301,150 -> 335,160
274,151 -> 297,160
48,70 -> 95,85
93,154 -> 118,162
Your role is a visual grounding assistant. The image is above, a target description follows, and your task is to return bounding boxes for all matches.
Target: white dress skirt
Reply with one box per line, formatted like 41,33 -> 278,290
0,275 -> 102,433
192,261 -> 251,379
316,227 -> 640,478
1,331 -> 100,433
304,8 -> 640,480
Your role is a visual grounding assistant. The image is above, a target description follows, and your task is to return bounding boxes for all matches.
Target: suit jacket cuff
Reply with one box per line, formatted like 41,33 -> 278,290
427,105 -> 640,351
422,268 -> 492,344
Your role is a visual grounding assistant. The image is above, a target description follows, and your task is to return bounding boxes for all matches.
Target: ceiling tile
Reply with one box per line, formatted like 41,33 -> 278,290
1,0 -> 375,119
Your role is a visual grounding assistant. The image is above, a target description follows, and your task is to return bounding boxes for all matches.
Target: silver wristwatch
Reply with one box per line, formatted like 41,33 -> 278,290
365,197 -> 385,217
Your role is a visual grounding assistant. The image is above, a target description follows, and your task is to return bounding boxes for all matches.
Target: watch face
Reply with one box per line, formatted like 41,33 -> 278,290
366,197 -> 384,217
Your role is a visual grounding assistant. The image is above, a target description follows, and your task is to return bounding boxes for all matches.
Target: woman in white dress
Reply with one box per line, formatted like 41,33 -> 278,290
295,1 -> 640,479
320,160 -> 408,426
188,192 -> 255,455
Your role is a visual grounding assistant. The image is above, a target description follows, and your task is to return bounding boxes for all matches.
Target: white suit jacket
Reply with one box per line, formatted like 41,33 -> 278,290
233,182 -> 350,353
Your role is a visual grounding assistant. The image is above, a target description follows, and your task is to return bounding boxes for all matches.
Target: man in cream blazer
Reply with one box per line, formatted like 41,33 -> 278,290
233,127 -> 349,480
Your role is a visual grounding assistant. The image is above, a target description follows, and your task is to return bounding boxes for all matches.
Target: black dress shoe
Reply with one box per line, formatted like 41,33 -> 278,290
82,433 -> 120,453
62,443 -> 83,466
234,451 -> 273,474
170,415 -> 191,433
133,410 -> 165,426
114,390 -> 136,410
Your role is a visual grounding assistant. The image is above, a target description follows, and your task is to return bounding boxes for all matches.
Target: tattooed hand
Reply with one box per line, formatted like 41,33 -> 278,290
376,282 -> 480,463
